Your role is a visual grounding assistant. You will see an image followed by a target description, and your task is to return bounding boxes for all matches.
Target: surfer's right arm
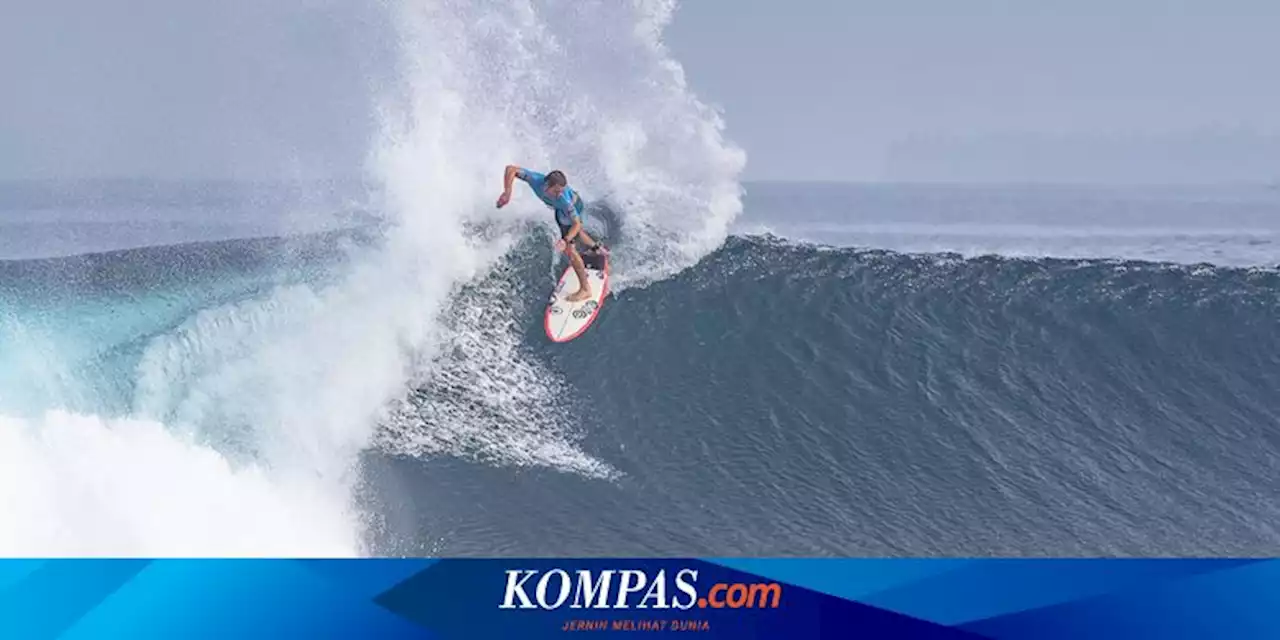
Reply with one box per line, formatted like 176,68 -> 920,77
497,165 -> 525,208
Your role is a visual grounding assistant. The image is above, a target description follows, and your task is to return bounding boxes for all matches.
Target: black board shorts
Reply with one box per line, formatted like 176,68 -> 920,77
556,208 -> 605,270
557,218 -> 576,239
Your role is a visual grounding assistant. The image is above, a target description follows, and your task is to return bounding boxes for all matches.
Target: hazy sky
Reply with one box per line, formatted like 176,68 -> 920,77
0,0 -> 392,182
3,1 -> 1279,183
666,1 -> 1280,182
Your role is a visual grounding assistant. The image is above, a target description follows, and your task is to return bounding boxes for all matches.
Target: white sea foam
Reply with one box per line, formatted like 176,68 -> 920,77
0,0 -> 741,556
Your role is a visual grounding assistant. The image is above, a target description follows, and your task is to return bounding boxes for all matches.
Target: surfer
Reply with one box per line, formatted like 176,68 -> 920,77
496,165 -> 604,302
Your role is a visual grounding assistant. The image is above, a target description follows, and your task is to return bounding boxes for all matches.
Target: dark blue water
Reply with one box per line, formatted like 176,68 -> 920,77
368,233 -> 1280,556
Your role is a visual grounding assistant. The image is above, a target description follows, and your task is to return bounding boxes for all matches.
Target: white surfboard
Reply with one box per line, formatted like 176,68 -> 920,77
544,250 -> 609,342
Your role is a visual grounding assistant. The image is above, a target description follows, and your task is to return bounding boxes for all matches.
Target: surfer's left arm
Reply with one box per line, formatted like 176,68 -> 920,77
564,193 -> 585,241
552,213 -> 583,254
562,217 -> 583,246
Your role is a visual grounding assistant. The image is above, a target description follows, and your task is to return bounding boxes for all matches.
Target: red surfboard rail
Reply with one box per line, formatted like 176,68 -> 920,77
544,252 -> 610,343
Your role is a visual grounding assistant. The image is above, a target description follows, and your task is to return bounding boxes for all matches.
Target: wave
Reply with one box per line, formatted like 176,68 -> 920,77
361,232 -> 1280,555
0,0 -> 744,556
388,228 -> 1280,495
3,225 -> 1279,555
16,0 -> 1273,556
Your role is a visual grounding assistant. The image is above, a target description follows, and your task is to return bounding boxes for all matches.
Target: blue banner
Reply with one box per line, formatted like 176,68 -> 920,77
1,558 -> 1275,639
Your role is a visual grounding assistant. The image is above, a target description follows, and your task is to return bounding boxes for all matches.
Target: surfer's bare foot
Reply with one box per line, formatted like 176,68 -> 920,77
567,288 -> 592,302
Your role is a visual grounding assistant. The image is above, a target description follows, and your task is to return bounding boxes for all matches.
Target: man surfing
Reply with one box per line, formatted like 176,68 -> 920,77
496,165 -> 605,302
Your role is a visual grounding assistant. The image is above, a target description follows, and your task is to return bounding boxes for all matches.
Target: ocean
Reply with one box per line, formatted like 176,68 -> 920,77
2,179 -> 1278,557
3,0 -> 1280,558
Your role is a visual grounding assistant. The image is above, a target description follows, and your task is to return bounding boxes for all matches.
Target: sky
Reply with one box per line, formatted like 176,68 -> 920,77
665,0 -> 1280,182
2,0 -> 1279,183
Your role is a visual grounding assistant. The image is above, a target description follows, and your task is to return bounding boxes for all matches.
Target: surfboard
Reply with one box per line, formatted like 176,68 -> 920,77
545,248 -> 609,342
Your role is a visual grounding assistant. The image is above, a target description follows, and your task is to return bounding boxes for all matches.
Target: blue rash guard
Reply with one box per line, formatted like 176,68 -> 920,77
516,168 -> 585,228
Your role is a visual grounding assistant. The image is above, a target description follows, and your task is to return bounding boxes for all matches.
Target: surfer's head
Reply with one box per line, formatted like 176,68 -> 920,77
545,170 -> 568,198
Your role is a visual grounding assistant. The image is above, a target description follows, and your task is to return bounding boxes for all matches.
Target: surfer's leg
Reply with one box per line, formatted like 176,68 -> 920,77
565,244 -> 593,302
557,218 -> 594,302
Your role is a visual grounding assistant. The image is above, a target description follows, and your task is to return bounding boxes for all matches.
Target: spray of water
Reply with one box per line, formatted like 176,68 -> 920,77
0,0 -> 743,556
376,0 -> 745,285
